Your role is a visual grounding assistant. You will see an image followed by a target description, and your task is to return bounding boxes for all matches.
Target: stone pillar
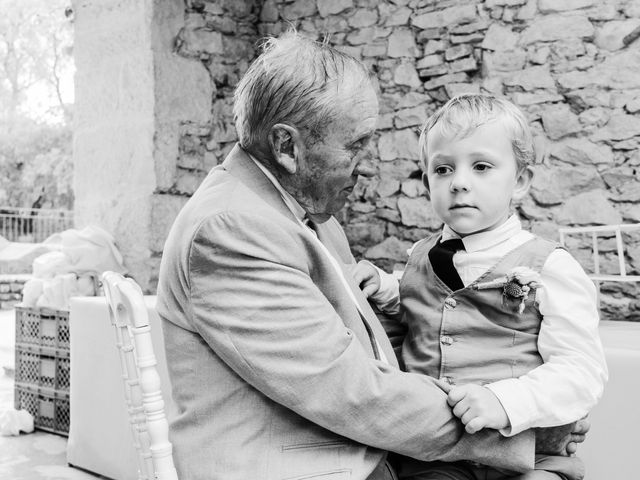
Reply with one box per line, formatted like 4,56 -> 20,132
72,0 -> 212,290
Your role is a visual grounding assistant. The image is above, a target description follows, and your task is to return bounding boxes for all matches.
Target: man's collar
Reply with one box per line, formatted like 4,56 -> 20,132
247,152 -> 307,222
441,215 -> 522,253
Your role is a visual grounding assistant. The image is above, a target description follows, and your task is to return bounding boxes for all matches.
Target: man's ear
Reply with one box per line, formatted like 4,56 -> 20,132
268,123 -> 301,175
421,172 -> 431,201
512,166 -> 534,201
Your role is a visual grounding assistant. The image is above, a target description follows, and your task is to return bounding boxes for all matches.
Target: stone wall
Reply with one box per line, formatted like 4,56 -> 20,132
76,0 -> 640,320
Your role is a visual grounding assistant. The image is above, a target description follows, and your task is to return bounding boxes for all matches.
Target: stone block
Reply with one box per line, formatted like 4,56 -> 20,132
150,193 -> 189,253
364,236 -> 412,262
412,5 -> 477,29
282,0 -> 317,19
516,0 -> 537,20
345,222 -> 386,246
378,160 -> 420,180
398,197 -> 441,228
347,27 -> 376,45
592,114 -> 640,142
416,54 -> 444,69
378,129 -> 420,161
394,106 -> 427,129
627,97 -> 640,114
448,56 -> 478,73
445,44 -> 473,61
481,24 -> 518,51
450,33 -> 485,44
504,65 -> 556,91
578,108 -> 610,128
348,8 -> 378,27
376,178 -> 401,197
424,72 -> 469,90
0,283 -> 10,294
538,0 -> 596,13
531,164 -> 605,205
383,6 -> 411,26
362,43 -> 387,57
260,0 -> 279,22
387,29 -> 420,57
519,14 -> 594,45
595,19 -> 640,51
540,104 -> 582,140
555,189 -> 622,225
510,92 -> 563,106
423,40 -> 446,55
482,48 -> 526,73
393,62 -> 422,88
486,0 -> 527,6
317,0 -> 354,17
10,283 -> 23,293
401,179 -> 427,198
445,83 -> 480,98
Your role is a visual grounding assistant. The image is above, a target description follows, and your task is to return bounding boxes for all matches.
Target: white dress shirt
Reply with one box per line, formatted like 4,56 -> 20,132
372,215 -> 608,436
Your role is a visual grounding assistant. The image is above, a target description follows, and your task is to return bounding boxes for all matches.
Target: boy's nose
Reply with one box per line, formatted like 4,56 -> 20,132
449,171 -> 470,192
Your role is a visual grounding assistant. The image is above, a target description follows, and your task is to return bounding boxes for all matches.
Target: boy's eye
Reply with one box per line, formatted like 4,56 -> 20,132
474,163 -> 491,172
434,165 -> 452,175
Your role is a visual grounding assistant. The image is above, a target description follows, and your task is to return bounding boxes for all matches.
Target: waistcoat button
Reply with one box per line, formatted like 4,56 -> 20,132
440,335 -> 453,346
444,297 -> 457,309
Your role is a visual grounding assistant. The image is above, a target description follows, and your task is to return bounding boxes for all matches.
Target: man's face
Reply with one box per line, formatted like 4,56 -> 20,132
292,86 -> 379,223
424,120 -> 531,237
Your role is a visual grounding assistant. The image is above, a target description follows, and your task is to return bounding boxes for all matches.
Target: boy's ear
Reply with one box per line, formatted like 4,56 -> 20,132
512,166 -> 534,201
268,123 -> 301,174
421,172 -> 431,201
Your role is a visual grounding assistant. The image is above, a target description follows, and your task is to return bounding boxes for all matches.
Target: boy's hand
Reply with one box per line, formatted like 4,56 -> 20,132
351,260 -> 381,298
447,384 -> 509,434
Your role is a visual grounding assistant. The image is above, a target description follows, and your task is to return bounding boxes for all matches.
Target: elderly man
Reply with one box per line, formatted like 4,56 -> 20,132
157,32 -> 583,480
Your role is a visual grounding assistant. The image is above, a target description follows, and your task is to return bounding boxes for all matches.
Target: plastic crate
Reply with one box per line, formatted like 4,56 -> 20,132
14,384 -> 70,436
15,306 -> 70,350
14,306 -> 71,436
14,347 -> 70,391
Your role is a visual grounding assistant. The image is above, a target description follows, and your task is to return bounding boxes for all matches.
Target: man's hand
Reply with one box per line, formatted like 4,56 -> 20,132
351,260 -> 381,298
447,384 -> 509,434
535,417 -> 590,456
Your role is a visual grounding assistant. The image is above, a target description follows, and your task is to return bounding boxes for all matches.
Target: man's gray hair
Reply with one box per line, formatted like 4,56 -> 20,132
234,30 -> 374,152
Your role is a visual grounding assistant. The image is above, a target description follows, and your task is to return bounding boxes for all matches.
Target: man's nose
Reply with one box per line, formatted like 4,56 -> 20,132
354,160 -> 376,178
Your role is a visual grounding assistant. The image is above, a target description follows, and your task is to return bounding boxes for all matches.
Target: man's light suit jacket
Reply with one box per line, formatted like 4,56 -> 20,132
156,145 -> 535,480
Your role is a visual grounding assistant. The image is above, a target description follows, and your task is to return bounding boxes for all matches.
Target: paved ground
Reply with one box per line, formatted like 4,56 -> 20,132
0,309 -> 101,480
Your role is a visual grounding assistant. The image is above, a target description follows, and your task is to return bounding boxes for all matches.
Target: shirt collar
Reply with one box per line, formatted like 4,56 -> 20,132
441,214 -> 522,253
248,152 -> 307,223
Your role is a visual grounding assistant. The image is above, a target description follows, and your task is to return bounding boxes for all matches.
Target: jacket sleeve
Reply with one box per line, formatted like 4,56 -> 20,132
186,211 -> 535,471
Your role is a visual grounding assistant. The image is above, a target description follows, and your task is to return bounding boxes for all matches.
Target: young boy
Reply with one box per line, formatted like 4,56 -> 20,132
355,94 -> 608,480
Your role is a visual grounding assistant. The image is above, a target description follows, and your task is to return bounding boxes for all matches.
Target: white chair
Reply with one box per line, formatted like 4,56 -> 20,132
102,271 -> 178,480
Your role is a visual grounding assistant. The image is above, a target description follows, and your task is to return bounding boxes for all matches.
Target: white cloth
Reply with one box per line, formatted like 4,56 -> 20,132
373,215 -> 608,436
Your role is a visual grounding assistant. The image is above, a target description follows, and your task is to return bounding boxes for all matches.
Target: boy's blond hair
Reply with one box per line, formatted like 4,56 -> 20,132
418,94 -> 535,172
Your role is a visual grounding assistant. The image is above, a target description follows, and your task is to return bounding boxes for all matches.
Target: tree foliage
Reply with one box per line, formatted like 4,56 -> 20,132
0,0 -> 73,210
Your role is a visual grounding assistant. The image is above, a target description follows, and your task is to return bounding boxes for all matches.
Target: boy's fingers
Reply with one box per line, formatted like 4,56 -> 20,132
447,386 -> 466,404
452,401 -> 468,419
465,418 -> 484,434
362,282 -> 378,298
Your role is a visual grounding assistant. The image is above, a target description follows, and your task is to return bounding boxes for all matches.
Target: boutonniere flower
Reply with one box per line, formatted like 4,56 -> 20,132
471,266 -> 543,314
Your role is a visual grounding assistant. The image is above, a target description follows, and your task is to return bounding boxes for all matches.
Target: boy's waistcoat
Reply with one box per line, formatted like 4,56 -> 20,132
399,235 -> 557,386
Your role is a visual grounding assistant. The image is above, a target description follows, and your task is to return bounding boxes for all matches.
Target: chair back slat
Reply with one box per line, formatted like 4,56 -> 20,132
102,271 -> 178,480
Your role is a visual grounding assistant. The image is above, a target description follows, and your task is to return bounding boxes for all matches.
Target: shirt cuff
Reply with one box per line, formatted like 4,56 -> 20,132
364,261 -> 400,314
485,379 -> 536,437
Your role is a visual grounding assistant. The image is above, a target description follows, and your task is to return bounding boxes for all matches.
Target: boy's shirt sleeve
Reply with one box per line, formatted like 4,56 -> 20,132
485,248 -> 609,436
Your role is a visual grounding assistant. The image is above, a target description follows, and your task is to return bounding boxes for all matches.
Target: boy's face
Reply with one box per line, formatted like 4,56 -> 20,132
423,120 -> 533,237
